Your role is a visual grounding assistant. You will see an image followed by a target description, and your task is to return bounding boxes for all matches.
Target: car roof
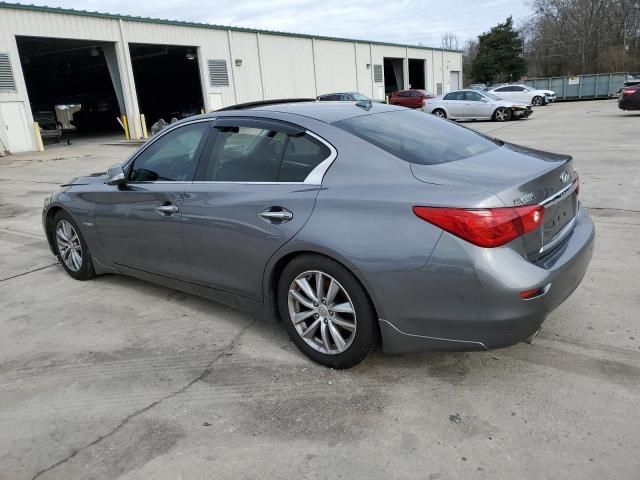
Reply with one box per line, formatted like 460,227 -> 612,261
207,100 -> 401,123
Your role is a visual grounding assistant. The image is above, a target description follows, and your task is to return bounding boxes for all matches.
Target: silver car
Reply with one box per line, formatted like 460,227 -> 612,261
42,100 -> 594,369
424,90 -> 532,121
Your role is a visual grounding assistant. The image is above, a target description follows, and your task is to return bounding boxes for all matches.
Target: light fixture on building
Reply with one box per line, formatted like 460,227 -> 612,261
90,46 -> 99,57
235,59 -> 242,67
366,63 -> 371,69
185,49 -> 196,60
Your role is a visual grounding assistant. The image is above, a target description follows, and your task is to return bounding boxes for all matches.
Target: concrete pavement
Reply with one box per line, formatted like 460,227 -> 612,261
1,101 -> 639,480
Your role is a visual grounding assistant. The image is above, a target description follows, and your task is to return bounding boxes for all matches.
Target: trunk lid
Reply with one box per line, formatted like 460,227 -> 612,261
411,143 -> 578,259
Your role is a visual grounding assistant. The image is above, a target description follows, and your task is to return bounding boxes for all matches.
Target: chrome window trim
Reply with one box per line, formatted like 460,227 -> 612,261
121,121 -> 337,187
301,130 -> 337,185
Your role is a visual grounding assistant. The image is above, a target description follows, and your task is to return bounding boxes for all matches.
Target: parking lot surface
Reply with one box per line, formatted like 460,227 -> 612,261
1,100 -> 639,480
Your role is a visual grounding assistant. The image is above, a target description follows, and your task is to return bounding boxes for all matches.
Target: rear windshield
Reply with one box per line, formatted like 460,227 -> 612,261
334,110 -> 500,165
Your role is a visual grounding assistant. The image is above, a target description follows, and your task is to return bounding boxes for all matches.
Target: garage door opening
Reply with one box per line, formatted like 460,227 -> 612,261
383,57 -> 404,95
408,59 -> 425,90
129,43 -> 204,128
16,36 -> 124,145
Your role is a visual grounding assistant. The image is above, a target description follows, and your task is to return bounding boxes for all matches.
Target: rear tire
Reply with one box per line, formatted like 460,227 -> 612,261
278,255 -> 378,369
493,107 -> 512,122
51,210 -> 96,281
532,96 -> 544,106
432,109 -> 447,119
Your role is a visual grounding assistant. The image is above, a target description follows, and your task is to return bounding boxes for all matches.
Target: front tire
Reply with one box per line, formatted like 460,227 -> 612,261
52,210 -> 95,280
278,255 -> 378,369
432,108 -> 447,119
493,107 -> 512,122
532,96 -> 544,106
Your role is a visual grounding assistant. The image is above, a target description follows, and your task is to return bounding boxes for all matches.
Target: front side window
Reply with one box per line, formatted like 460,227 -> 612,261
129,122 -> 210,181
334,109 -> 500,165
204,126 -> 330,182
445,91 -> 464,101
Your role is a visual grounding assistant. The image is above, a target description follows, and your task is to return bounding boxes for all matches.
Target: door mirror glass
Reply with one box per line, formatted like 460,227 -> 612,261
106,163 -> 126,186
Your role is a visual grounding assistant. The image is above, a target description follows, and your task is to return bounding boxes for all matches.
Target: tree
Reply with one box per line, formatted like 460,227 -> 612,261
524,0 -> 640,76
471,17 -> 527,84
463,39 -> 478,86
441,33 -> 460,51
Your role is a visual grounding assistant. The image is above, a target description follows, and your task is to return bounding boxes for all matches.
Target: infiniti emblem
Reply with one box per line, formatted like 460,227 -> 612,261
560,171 -> 570,184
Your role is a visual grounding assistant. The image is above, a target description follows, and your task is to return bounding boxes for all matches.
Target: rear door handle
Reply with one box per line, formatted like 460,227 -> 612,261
155,204 -> 179,215
259,208 -> 293,223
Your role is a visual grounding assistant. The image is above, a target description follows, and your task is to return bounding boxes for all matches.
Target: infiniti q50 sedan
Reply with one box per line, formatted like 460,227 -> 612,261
42,100 -> 594,369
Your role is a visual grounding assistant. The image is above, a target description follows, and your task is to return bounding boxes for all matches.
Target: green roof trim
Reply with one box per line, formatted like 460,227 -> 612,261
0,1 -> 462,53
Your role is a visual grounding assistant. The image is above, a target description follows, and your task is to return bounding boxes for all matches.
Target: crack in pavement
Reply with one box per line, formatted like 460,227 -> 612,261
29,318 -> 257,480
0,264 -> 58,282
585,206 -> 640,214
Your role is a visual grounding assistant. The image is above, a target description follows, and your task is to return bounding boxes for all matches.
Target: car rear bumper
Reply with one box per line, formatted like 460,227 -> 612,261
377,204 -> 595,353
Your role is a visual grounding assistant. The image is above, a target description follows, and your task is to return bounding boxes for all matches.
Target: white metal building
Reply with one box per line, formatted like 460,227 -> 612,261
0,2 -> 462,153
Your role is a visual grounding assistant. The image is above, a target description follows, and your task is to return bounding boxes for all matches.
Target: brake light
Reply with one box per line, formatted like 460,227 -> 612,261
413,205 -> 545,248
622,87 -> 638,97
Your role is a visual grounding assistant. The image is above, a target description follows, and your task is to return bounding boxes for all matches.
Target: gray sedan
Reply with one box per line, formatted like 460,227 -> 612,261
42,100 -> 594,368
424,89 -> 532,121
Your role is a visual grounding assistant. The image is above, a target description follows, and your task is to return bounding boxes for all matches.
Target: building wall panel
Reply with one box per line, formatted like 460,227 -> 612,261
314,39 -> 357,95
228,31 -> 263,103
258,34 -> 315,99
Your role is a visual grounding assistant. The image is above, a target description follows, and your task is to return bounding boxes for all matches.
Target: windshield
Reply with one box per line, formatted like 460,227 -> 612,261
351,93 -> 370,101
334,110 -> 500,165
483,91 -> 502,101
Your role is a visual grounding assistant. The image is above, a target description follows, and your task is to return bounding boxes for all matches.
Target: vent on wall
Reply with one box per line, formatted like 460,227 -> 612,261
373,64 -> 383,83
0,53 -> 17,91
208,59 -> 229,87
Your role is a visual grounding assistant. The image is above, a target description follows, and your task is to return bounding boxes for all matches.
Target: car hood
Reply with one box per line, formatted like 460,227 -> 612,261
61,172 -> 107,186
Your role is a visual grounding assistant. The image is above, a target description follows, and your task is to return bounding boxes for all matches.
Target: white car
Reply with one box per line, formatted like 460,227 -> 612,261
488,84 -> 554,106
423,89 -> 532,122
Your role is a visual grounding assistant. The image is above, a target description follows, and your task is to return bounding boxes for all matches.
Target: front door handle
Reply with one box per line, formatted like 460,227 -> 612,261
155,204 -> 179,215
259,208 -> 293,224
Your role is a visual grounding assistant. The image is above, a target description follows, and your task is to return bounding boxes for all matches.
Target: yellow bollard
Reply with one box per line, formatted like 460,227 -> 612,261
32,122 -> 44,152
140,114 -> 148,139
122,114 -> 130,140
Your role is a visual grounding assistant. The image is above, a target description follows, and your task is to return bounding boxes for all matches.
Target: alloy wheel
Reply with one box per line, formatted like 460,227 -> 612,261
434,110 -> 446,118
495,108 -> 509,121
287,270 -> 357,355
55,219 -> 82,272
532,96 -> 543,106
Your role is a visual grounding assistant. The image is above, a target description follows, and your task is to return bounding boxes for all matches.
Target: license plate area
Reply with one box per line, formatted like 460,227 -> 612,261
542,192 -> 577,248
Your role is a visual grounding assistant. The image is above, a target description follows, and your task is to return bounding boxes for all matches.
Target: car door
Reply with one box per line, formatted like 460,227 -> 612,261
91,120 -> 212,279
508,86 -> 528,103
443,91 -> 466,117
463,91 -> 495,118
180,117 -> 333,301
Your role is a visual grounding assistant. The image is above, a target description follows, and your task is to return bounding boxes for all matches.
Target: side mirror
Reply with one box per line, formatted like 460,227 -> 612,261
106,163 -> 127,186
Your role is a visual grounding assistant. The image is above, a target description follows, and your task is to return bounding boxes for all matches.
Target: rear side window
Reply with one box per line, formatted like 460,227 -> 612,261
204,126 -> 330,182
334,110 -> 500,165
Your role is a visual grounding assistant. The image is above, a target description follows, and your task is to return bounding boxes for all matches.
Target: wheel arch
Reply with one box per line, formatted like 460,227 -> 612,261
44,205 -> 65,254
264,247 -> 384,329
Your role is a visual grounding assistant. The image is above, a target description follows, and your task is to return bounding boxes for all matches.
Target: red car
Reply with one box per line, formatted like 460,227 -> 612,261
389,89 -> 434,108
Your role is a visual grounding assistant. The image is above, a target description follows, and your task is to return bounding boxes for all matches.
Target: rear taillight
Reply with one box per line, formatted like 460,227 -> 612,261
622,87 -> 638,97
413,205 -> 545,248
